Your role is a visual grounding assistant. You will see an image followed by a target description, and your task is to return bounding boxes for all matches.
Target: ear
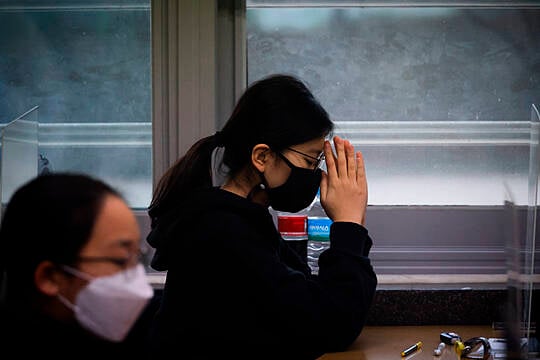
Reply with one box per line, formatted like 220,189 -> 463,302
251,143 -> 271,173
34,260 -> 63,296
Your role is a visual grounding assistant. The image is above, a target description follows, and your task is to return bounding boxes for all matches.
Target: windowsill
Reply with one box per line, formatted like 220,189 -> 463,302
375,274 -> 507,290
146,272 -> 508,290
145,272 -> 509,325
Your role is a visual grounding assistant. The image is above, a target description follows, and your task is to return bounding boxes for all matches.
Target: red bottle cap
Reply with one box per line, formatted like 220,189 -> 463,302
277,215 -> 307,236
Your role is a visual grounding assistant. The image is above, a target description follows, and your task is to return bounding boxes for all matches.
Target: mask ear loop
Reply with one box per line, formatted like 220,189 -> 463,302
57,293 -> 77,312
60,265 -> 94,281
55,265 -> 88,314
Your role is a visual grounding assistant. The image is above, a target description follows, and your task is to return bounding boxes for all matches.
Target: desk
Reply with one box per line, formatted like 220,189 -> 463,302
319,325 -> 502,360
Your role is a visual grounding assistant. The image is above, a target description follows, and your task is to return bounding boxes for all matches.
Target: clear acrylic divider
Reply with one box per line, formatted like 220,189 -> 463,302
0,106 -> 39,217
524,104 -> 540,358
505,103 -> 540,359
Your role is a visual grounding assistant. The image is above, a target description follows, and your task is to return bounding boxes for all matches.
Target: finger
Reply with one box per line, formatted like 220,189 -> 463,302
346,140 -> 356,179
334,136 -> 347,177
323,139 -> 337,180
356,151 -> 366,185
320,171 -> 328,202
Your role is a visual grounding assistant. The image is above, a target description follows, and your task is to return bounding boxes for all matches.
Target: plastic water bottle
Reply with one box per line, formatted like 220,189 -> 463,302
276,210 -> 308,262
307,189 -> 332,274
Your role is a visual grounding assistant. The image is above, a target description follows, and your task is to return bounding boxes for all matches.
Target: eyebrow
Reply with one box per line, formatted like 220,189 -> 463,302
106,238 -> 139,251
298,144 -> 324,154
307,148 -> 324,156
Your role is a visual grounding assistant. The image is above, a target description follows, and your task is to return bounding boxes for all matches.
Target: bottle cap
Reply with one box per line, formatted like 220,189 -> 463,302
278,215 -> 307,236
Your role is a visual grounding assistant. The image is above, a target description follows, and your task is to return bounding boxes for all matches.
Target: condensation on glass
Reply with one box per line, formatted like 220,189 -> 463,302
0,106 -> 39,216
0,1 -> 152,209
246,4 -> 540,206
247,2 -> 540,278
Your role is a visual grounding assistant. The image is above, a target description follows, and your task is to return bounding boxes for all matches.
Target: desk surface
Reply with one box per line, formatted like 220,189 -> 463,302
318,325 -> 503,360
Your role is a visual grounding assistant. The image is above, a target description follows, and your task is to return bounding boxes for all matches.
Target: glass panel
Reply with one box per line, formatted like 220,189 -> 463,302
504,104 -> 540,359
38,122 -> 152,208
248,0 -> 540,5
504,196 -> 525,358
247,6 -> 540,206
0,1 -> 152,209
0,106 -> 39,211
336,120 -> 530,205
524,104 -> 540,357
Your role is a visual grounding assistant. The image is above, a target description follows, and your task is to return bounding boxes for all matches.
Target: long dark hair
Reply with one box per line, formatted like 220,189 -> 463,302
148,73 -> 334,225
0,173 -> 120,307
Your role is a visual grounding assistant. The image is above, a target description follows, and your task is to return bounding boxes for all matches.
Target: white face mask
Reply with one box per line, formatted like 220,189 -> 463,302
57,263 -> 153,342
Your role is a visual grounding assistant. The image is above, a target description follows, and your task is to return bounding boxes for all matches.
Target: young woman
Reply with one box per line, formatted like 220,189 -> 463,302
0,173 -> 154,359
146,74 -> 377,359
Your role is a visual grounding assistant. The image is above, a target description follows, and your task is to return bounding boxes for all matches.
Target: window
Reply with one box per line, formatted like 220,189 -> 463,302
2,1 -> 538,285
247,1 -> 540,279
0,0 -> 152,209
247,2 -> 539,206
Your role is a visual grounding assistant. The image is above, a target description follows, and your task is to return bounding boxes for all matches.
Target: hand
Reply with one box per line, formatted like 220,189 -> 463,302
320,135 -> 367,225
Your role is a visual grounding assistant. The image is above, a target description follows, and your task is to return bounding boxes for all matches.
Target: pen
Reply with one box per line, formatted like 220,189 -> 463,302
401,341 -> 423,357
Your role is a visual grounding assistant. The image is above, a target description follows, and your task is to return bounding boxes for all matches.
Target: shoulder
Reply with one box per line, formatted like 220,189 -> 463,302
189,188 -> 275,238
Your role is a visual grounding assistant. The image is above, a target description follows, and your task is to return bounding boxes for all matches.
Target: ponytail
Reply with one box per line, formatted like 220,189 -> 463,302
148,134 -> 220,226
149,74 -> 334,226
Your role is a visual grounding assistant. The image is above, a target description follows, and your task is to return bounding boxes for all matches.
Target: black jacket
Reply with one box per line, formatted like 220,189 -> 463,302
146,187 -> 377,359
1,308 -> 154,360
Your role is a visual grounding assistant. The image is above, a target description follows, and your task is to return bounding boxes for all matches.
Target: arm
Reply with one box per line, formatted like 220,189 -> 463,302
218,214 -> 376,357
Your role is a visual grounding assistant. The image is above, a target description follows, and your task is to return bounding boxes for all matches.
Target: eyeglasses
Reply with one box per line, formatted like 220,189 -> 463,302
285,147 -> 325,170
76,250 -> 144,269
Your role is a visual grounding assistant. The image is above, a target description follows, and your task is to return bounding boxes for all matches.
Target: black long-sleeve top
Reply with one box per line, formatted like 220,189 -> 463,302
0,305 -> 155,359
146,187 -> 377,359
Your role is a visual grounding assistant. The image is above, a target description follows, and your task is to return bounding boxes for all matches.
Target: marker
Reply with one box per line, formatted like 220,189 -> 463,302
401,341 -> 423,357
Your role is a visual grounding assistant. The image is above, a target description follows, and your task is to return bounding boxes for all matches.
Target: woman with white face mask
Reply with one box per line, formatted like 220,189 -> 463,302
0,173 -> 154,359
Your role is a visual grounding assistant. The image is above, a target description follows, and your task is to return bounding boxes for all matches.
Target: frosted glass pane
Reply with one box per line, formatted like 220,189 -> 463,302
37,122 -> 152,208
0,107 -> 38,206
336,120 -> 532,205
247,6 -> 540,205
0,2 -> 151,209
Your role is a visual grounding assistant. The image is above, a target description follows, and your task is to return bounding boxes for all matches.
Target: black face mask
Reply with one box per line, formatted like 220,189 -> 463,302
264,152 -> 322,213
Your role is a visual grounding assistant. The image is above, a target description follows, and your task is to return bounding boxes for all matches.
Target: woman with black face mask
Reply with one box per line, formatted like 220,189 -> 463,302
145,74 -> 377,360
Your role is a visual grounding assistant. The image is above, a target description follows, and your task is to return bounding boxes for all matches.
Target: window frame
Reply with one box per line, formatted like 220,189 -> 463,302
147,0 -> 540,288
0,0 -> 535,288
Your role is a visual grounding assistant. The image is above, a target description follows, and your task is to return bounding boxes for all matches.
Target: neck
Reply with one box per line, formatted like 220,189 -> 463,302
221,176 -> 269,206
221,179 -> 250,198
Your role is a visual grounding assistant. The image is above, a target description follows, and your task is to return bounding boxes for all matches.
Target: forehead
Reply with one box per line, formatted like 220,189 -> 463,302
291,136 -> 325,154
80,195 -> 140,255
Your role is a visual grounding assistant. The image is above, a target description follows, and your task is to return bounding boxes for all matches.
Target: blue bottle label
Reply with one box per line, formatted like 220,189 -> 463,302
307,217 -> 332,241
